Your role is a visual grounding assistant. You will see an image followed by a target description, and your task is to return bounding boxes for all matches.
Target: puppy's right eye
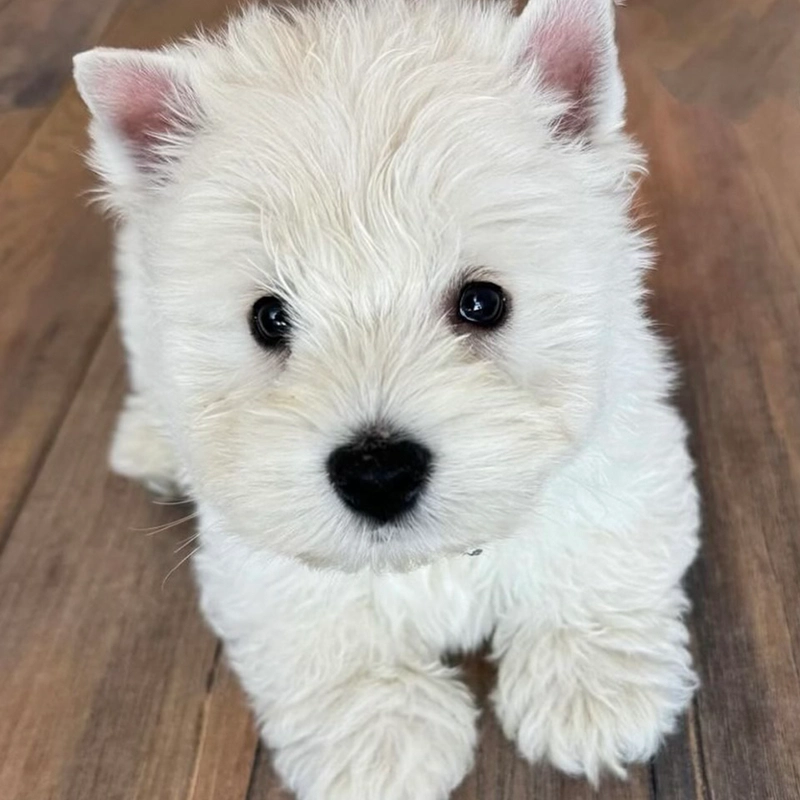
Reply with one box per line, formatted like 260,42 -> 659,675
457,282 -> 507,328
251,296 -> 291,348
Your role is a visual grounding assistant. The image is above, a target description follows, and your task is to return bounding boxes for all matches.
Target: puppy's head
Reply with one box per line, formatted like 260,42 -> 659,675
76,0 -> 646,571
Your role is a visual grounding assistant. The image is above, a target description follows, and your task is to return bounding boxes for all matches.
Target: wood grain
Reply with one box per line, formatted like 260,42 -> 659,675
0,0 -> 799,799
0,0 -> 128,178
620,4 -> 800,798
0,0 -> 244,548
188,654 -> 261,800
0,329 -> 219,800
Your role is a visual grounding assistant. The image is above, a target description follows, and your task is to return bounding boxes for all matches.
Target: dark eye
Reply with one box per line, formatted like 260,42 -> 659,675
251,296 -> 290,347
457,282 -> 507,328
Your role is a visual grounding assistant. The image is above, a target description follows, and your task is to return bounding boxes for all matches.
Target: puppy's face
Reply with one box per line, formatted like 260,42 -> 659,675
77,0 -> 644,571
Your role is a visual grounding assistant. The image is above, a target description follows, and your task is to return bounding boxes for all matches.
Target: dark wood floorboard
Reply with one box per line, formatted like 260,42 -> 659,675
0,1 -> 798,798
619,5 -> 800,797
0,0 -> 242,545
0,0 -> 128,177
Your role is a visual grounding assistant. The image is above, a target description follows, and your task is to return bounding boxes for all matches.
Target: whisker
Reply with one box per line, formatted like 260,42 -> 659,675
161,546 -> 200,590
133,511 -> 199,537
174,532 -> 200,554
151,496 -> 193,507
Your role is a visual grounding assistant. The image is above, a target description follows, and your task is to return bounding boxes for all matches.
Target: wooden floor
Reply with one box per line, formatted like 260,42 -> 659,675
1,1 -> 799,798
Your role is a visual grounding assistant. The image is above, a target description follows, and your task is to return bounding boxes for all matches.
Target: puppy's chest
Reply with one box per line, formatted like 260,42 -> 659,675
370,556 -> 500,654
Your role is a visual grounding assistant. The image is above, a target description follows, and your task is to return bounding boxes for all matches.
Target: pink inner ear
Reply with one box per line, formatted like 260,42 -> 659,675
90,60 -> 186,155
523,15 -> 602,136
111,67 -> 177,147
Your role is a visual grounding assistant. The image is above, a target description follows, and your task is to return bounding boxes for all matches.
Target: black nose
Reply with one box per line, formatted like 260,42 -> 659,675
327,432 -> 432,524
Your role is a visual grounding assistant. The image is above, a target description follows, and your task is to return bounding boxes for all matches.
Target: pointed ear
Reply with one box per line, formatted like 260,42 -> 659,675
73,47 -> 198,192
508,0 -> 625,139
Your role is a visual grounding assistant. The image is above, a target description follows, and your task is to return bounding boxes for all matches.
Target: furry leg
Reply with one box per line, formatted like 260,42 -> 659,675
196,548 -> 479,800
109,393 -> 183,497
492,585 -> 697,784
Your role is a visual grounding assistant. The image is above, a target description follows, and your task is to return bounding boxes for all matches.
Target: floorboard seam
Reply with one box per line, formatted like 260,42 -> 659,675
0,309 -> 113,555
244,741 -> 264,800
185,641 -> 225,800
648,761 -> 659,800
691,696 -> 713,800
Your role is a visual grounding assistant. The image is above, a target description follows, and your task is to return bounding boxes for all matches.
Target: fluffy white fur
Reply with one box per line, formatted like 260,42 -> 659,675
74,1 -> 700,797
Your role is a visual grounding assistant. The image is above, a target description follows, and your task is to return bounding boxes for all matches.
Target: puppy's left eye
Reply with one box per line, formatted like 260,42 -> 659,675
251,296 -> 291,347
457,282 -> 507,328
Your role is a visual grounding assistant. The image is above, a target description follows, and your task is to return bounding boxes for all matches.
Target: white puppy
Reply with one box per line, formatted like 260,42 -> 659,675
74,0 -> 700,797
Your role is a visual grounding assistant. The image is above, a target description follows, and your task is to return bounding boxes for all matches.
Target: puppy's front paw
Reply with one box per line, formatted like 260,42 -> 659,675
493,622 -> 697,784
110,395 -> 184,497
270,665 -> 478,800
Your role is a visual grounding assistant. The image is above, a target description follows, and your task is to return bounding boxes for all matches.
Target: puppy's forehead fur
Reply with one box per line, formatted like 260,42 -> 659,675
159,1 -> 627,312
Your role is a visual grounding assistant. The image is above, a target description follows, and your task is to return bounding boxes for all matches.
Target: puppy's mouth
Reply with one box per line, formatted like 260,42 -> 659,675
291,517 -> 483,574
364,513 -> 419,543
364,516 -> 482,556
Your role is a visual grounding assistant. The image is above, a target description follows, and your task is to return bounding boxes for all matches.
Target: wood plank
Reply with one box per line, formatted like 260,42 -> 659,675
648,704 -> 708,800
187,654 -> 260,800
0,329 -> 220,800
0,108 -> 47,179
0,0 -> 245,549
0,0 -> 124,113
0,0 -> 128,178
619,2 -> 800,798
0,0 -> 263,798
246,746 -> 294,800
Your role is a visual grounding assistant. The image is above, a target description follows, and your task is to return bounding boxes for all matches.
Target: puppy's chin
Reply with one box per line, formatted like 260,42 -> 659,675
293,551 -> 432,575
